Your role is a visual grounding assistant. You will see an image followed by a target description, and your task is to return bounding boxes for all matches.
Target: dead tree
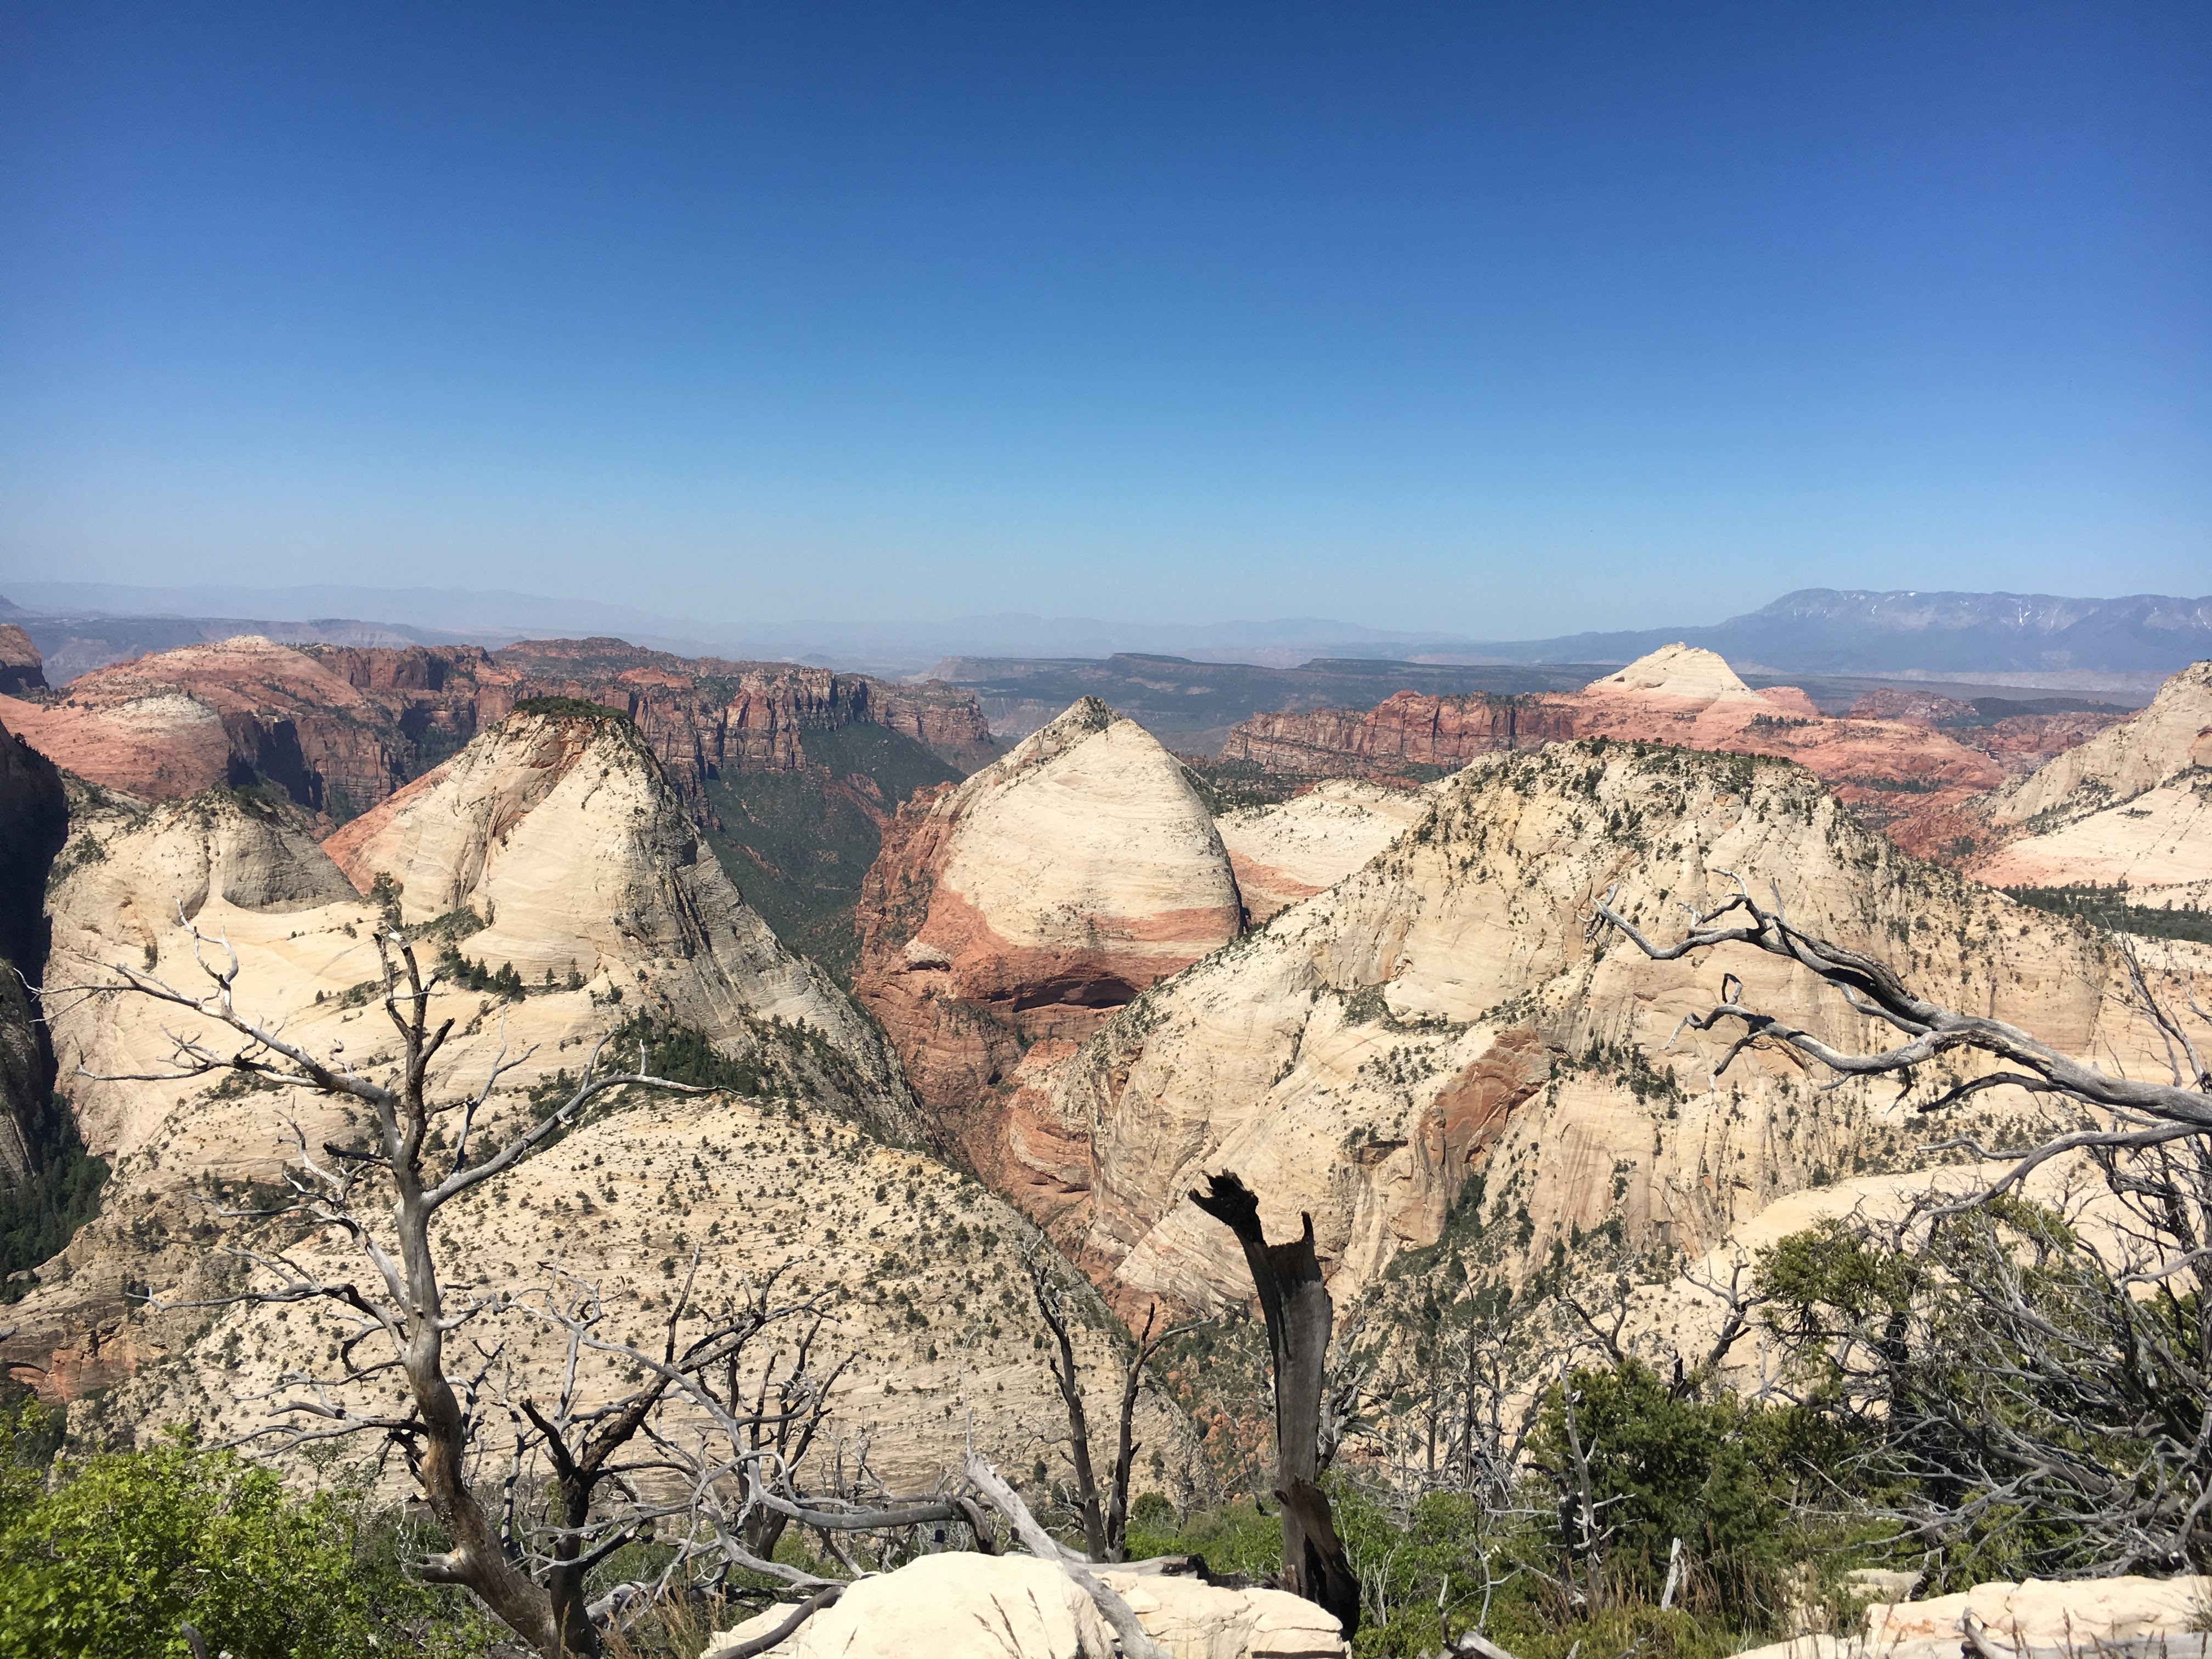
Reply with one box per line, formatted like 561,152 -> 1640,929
1190,1171 -> 1361,1638
1108,1301 -> 1207,1558
1587,872 -> 2212,1575
1023,1242 -> 1110,1560
1586,874 -> 2212,1175
48,918 -> 982,1655
1022,1239 -> 1204,1561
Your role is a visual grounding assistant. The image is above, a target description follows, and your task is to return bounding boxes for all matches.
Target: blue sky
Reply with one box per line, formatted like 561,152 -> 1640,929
2,3 -> 2205,637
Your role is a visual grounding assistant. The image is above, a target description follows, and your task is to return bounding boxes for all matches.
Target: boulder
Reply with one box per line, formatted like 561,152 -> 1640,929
705,1554 -> 1347,1659
1734,1575 -> 2212,1659
1098,1567 -> 1348,1658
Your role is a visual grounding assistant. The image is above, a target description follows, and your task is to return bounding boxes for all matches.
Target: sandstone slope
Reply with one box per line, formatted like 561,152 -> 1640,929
998,741 -> 2172,1327
854,698 -> 1243,1177
1893,659 -> 2212,907
1214,778 -> 1438,924
12,712 -> 1185,1493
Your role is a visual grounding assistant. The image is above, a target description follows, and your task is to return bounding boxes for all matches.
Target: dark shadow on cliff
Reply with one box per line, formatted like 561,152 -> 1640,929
0,723 -> 106,1299
702,723 -> 964,983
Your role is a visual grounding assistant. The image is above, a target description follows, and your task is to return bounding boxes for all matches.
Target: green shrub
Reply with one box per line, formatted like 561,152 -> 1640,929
0,1404 -> 494,1659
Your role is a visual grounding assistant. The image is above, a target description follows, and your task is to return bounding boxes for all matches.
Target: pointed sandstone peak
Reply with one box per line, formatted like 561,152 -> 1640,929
923,697 -> 1240,983
323,707 -> 912,1096
854,696 -> 1243,1169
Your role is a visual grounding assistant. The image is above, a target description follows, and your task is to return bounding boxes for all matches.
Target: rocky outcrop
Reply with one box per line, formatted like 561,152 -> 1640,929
321,707 -> 907,1094
1898,660 -> 2212,906
854,698 -> 1243,1176
992,740 -> 2169,1324
1737,1575 -> 2212,1659
0,636 -> 411,819
1214,780 -> 1437,923
9,706 -> 1197,1496
709,1553 -> 1347,1658
0,635 -> 997,831
0,715 -> 66,1190
1220,645 -> 2006,828
0,625 -> 45,696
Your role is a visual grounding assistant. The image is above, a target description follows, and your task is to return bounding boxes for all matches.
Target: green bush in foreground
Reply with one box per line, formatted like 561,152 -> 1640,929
0,1400 -> 494,1659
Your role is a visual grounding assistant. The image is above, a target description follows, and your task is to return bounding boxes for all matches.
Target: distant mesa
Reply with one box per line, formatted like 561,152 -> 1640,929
1221,642 -> 2007,828
0,632 -> 997,831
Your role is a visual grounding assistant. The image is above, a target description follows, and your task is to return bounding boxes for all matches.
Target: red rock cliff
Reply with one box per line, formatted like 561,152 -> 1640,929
0,634 -> 997,829
1218,645 -> 2021,831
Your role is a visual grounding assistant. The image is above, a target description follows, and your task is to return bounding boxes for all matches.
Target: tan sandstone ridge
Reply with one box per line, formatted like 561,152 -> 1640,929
1221,644 -> 2006,827
854,698 -> 1244,1179
1,633 -> 996,828
11,712 -> 1187,1493
1214,779 -> 1440,924
1897,659 -> 2212,909
320,707 -> 890,1052
978,740 -> 2176,1327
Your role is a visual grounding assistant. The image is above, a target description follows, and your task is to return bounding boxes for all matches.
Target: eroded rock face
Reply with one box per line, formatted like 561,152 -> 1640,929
854,698 -> 1243,1175
321,709 -> 907,1091
0,715 -> 64,1190
1005,741 -> 2169,1321
0,636 -> 409,819
0,625 -> 46,696
1218,645 -> 2007,828
1906,659 -> 2212,907
11,709 -> 1194,1496
1222,690 -> 1581,782
1214,780 -> 1438,924
305,636 -> 997,811
0,634 -> 998,831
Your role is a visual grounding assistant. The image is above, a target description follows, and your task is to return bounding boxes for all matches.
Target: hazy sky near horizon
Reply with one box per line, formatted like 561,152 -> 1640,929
3,3 -> 2206,639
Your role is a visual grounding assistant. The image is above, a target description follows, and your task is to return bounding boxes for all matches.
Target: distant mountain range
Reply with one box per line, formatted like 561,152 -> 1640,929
1454,589 -> 2212,677
3,580 -> 2206,682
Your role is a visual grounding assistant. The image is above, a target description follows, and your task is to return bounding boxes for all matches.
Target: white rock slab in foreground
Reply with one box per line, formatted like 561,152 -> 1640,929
1733,1575 -> 2212,1659
706,1552 -> 1347,1659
